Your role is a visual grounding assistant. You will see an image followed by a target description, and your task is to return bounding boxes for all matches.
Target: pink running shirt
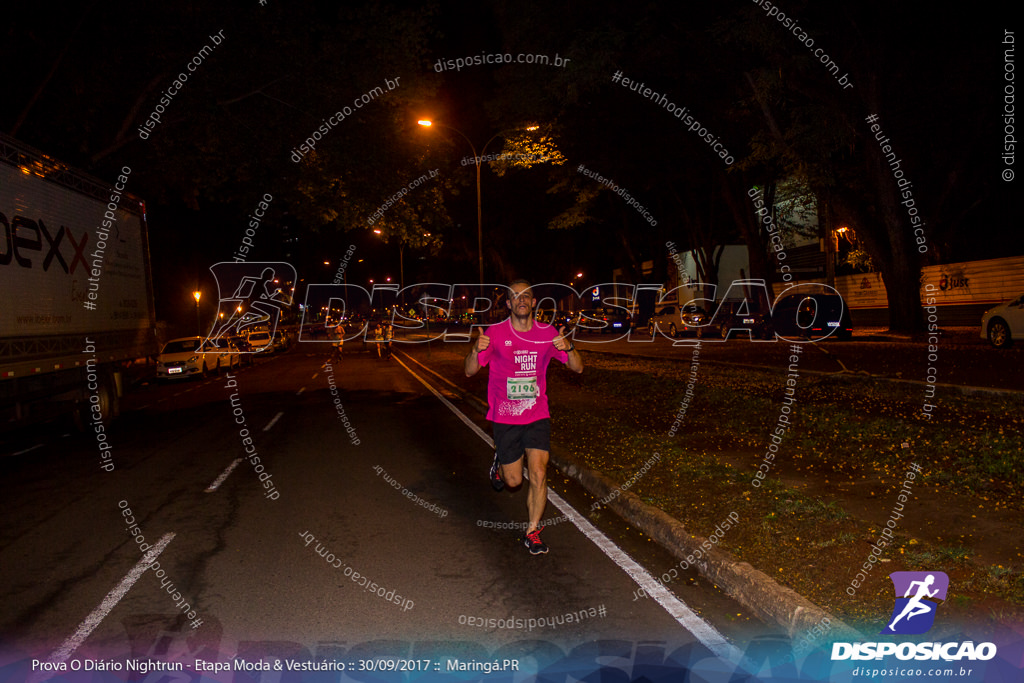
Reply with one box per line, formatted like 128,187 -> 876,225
476,318 -> 568,425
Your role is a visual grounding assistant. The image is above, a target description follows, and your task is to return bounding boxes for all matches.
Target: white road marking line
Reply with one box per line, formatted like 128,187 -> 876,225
296,387 -> 306,396
543,487 -> 739,659
393,355 -> 740,661
205,458 -> 243,492
40,532 -> 175,669
311,373 -> 319,379
11,444 -> 44,456
392,356 -> 493,447
263,411 -> 285,431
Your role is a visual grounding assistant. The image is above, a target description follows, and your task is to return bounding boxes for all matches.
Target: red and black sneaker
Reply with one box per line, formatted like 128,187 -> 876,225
489,454 -> 505,491
523,527 -> 548,555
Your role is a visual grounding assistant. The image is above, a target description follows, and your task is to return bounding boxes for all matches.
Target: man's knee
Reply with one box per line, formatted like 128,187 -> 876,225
503,468 -> 524,487
526,451 -> 548,482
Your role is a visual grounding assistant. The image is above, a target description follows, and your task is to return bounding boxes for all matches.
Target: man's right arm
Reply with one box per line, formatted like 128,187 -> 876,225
465,332 -> 490,377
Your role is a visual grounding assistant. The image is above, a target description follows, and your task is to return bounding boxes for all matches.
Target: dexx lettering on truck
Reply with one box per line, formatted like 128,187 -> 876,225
0,131 -> 157,430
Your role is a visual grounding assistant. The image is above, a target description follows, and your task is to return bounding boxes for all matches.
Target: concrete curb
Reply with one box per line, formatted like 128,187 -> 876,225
551,449 -> 861,644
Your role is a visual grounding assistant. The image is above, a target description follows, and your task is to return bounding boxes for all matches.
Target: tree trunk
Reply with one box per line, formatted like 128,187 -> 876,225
720,172 -> 776,302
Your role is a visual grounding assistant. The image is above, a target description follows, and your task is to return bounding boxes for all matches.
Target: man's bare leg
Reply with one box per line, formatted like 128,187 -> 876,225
524,448 -> 549,533
497,450 -> 548,530
499,456 -> 524,488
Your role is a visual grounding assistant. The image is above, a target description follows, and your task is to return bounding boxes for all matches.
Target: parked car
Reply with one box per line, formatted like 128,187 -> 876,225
271,329 -> 290,353
981,293 -> 1024,348
596,307 -> 633,333
535,308 -> 572,328
246,328 -> 274,353
648,305 -> 678,338
156,337 -> 221,380
680,304 -> 709,336
201,337 -> 241,370
570,308 -> 632,334
227,334 -> 255,365
648,304 -> 708,338
772,292 -> 853,341
712,300 -> 774,340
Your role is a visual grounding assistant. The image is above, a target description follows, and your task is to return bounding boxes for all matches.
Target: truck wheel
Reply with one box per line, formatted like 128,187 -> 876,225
74,369 -> 120,430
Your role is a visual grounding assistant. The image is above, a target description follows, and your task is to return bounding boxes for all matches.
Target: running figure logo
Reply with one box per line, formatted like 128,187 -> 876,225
881,571 -> 948,635
207,262 -> 296,348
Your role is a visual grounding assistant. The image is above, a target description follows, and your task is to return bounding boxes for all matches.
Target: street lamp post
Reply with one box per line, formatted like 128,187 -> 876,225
418,120 -> 521,289
192,290 -> 202,337
372,228 -> 406,299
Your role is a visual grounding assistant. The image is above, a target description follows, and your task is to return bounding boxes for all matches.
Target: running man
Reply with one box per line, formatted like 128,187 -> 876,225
464,279 -> 583,554
888,574 -> 940,631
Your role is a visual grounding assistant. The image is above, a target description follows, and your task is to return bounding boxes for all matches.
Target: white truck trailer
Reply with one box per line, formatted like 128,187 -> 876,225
0,132 -> 157,429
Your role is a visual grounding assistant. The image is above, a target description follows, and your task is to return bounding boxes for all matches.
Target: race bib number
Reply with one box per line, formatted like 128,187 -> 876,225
507,376 -> 539,400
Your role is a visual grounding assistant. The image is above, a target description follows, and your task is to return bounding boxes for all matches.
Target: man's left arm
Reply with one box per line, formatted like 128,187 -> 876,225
553,327 -> 583,374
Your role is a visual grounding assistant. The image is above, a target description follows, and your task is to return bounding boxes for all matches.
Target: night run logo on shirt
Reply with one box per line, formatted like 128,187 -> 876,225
514,351 -> 538,372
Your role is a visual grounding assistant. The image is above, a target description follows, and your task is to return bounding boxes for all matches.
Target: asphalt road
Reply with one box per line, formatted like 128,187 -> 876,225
0,346 -> 766,675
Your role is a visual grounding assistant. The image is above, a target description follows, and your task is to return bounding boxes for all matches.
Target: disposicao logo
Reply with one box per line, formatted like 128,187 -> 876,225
881,571 -> 948,635
832,570 -> 997,663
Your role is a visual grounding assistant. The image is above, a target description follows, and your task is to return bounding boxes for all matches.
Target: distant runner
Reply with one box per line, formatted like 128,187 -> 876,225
330,322 -> 345,361
464,279 -> 583,554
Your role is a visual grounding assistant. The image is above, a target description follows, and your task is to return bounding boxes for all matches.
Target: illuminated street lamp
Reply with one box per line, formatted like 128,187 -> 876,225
824,226 -> 854,287
192,290 -> 202,336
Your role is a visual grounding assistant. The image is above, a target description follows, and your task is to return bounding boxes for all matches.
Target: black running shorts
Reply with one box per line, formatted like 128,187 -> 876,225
492,418 -> 551,465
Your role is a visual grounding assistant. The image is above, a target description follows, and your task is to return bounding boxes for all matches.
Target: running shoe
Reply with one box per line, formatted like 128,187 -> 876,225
489,454 -> 504,491
523,527 -> 548,555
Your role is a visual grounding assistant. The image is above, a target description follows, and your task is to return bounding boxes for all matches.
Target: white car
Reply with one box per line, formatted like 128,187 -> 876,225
156,337 -> 223,380
201,337 -> 242,370
981,293 -> 1024,348
270,329 -> 290,353
246,329 -> 274,353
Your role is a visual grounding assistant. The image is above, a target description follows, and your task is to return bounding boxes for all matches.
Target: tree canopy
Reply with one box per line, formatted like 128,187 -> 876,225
4,1 -> 1013,331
